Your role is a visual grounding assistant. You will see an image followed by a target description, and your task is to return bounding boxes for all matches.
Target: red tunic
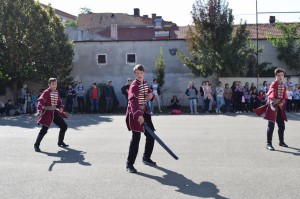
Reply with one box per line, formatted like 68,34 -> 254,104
264,81 -> 287,123
126,79 -> 155,133
37,88 -> 63,127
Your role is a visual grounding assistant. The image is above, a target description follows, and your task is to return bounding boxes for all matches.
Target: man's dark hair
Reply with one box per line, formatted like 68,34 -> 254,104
274,68 -> 285,75
153,78 -> 157,82
92,82 -> 96,86
133,64 -> 145,72
48,78 -> 57,84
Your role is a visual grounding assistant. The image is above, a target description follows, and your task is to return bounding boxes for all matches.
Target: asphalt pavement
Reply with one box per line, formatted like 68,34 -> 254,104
0,112 -> 300,199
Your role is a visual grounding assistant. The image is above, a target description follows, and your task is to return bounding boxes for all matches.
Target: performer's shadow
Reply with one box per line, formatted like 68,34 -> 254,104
276,146 -> 300,156
136,166 -> 228,199
41,147 -> 91,171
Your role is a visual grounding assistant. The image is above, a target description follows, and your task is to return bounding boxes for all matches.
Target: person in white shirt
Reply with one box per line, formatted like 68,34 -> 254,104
150,79 -> 162,113
215,81 -> 225,113
286,87 -> 293,112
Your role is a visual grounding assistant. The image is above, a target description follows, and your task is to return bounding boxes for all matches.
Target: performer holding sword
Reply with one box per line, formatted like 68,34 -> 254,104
254,68 -> 288,151
34,78 -> 69,152
125,64 -> 156,173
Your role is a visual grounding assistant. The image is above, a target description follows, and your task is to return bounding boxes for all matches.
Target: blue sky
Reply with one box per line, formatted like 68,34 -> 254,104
37,0 -> 300,26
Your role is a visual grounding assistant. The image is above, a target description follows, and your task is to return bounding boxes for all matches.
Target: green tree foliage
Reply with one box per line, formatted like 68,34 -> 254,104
178,0 -> 257,79
80,7 -> 92,14
267,23 -> 300,75
153,47 -> 165,88
65,19 -> 78,27
0,0 -> 74,99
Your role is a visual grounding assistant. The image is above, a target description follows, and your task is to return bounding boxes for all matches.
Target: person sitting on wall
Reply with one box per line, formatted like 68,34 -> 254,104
5,99 -> 22,116
0,101 -> 5,116
169,95 -> 182,114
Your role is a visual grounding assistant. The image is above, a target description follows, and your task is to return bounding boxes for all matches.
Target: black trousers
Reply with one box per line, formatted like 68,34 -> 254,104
77,97 -> 85,113
267,109 -> 285,144
127,130 -> 155,165
34,112 -> 68,146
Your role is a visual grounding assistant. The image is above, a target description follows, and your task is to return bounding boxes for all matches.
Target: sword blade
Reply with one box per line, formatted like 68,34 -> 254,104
143,123 -> 178,160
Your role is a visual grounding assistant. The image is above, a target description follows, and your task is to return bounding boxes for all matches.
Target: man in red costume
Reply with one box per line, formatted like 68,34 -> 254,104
34,78 -> 69,152
125,64 -> 156,173
257,68 -> 288,151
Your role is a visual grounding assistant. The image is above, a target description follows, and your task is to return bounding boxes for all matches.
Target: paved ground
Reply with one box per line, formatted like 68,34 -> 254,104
0,112 -> 300,199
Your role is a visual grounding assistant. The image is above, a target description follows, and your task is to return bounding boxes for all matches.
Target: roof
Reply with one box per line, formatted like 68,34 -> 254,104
40,3 -> 77,21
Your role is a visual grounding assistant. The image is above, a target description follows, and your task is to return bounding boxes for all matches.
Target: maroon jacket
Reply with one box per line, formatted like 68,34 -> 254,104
126,79 -> 155,133
37,88 -> 63,127
264,81 -> 287,123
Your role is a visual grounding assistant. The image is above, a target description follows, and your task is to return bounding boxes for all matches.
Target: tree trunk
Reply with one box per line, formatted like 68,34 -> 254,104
12,79 -> 19,105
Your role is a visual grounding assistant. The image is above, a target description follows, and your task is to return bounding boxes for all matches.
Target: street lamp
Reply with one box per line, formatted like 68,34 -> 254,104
256,0 -> 259,87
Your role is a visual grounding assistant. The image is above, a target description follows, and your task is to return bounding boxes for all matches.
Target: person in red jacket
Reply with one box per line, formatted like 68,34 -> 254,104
34,78 -> 68,152
265,68 -> 288,150
125,64 -> 156,173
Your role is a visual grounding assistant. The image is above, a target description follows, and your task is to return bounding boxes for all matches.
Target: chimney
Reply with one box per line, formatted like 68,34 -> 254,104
111,23 -> 118,40
269,16 -> 275,24
134,8 -> 140,17
152,13 -> 156,20
143,15 -> 148,19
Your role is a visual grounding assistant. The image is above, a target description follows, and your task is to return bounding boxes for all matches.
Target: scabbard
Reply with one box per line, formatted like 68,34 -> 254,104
143,123 -> 178,160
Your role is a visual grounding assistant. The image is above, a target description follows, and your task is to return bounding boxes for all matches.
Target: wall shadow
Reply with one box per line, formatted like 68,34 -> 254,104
0,114 -> 113,129
136,166 -> 228,199
275,146 -> 300,156
40,147 -> 91,171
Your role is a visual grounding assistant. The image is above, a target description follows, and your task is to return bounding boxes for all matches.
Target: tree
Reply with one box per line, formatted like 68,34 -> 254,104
153,47 -> 166,106
153,47 -> 165,88
178,0 -> 256,80
267,23 -> 300,75
80,7 -> 92,14
0,0 -> 74,100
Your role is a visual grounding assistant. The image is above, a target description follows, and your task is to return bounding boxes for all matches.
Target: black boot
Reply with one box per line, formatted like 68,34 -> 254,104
34,133 -> 45,152
34,144 -> 41,152
58,141 -> 69,147
266,143 -> 275,151
126,163 -> 137,173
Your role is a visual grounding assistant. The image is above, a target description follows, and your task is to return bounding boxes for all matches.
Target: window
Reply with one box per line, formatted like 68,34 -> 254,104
97,54 -> 107,65
126,53 -> 136,64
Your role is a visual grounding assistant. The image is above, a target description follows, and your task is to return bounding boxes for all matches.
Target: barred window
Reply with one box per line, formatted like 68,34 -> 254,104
97,54 -> 107,65
126,53 -> 136,64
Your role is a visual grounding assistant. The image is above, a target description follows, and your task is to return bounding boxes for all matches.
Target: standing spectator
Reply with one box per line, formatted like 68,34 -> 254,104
215,81 -> 224,114
286,87 -> 293,112
105,80 -> 116,113
243,89 -> 251,113
27,91 -> 32,114
284,76 -> 294,90
89,82 -> 100,113
293,85 -> 300,112
121,78 -> 132,105
250,88 -> 259,111
31,90 -> 39,113
19,83 -> 28,114
235,81 -> 244,113
224,83 -> 232,113
150,79 -> 162,113
76,81 -> 85,114
203,81 -> 212,113
250,83 -> 257,92
185,81 -> 198,114
260,81 -> 268,94
65,85 -> 76,114
231,81 -> 237,112
209,83 -> 215,113
199,81 -> 205,112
